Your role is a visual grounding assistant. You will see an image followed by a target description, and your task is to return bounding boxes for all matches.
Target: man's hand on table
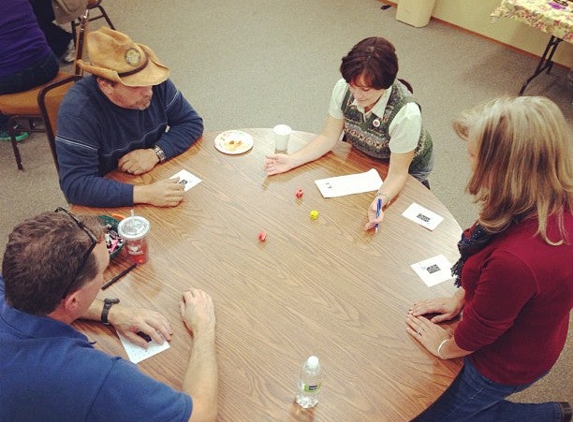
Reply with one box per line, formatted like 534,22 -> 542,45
180,288 -> 216,340
107,305 -> 173,349
133,178 -> 185,207
119,149 -> 160,175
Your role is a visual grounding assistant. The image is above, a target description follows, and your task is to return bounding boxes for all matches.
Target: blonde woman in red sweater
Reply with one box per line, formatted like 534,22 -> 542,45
407,96 -> 573,422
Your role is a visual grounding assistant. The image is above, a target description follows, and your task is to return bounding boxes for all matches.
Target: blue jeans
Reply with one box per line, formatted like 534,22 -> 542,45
0,51 -> 59,95
29,0 -> 73,57
411,358 -> 563,422
0,51 -> 59,131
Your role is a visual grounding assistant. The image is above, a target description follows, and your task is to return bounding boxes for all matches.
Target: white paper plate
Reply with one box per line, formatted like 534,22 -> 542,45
214,130 -> 254,155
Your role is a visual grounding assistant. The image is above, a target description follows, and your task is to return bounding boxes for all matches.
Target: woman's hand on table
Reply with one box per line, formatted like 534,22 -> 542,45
405,314 -> 450,357
406,312 -> 472,360
264,153 -> 294,175
364,197 -> 385,231
108,306 -> 173,349
408,293 -> 465,323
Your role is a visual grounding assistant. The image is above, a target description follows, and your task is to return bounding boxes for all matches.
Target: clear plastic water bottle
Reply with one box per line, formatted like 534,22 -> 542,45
295,355 -> 323,408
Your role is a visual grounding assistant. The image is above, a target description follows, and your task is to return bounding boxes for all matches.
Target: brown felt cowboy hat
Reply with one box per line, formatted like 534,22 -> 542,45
77,27 -> 170,86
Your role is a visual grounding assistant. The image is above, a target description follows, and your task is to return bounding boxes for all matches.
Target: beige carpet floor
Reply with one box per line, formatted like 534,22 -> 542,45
0,0 -> 571,411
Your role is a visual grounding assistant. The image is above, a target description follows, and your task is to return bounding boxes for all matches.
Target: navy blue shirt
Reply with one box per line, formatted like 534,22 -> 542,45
56,76 -> 203,207
0,277 -> 192,422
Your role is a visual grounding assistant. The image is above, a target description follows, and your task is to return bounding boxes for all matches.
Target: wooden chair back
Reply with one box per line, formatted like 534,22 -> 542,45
37,76 -> 83,171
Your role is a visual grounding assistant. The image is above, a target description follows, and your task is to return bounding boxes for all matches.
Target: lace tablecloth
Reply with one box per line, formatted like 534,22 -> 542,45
492,0 -> 573,43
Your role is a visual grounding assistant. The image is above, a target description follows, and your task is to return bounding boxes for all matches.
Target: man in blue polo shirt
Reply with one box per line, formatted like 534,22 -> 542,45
0,210 -> 218,422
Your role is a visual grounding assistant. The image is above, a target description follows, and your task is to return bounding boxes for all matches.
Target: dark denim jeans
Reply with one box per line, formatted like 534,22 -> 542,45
0,51 -> 59,131
0,51 -> 59,95
29,0 -> 73,57
411,358 -> 563,422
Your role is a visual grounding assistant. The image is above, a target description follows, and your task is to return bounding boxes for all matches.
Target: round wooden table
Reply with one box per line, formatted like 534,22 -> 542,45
74,129 -> 463,422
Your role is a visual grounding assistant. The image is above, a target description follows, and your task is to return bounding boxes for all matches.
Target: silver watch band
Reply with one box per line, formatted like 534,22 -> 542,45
153,145 -> 167,163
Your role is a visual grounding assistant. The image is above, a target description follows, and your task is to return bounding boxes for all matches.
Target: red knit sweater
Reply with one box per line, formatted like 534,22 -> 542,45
455,213 -> 573,385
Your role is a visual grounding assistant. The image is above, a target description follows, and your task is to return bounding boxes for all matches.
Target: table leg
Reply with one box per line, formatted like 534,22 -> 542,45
519,35 -> 563,95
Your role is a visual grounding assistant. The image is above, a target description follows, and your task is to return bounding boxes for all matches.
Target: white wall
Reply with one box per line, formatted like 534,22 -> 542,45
395,0 -> 573,68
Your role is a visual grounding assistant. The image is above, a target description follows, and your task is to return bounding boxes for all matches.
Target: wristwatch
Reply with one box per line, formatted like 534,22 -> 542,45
101,297 -> 120,325
152,145 -> 167,163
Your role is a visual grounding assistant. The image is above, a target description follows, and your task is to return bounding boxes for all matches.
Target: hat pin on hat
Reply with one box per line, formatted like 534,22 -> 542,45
125,48 -> 142,67
118,48 -> 149,78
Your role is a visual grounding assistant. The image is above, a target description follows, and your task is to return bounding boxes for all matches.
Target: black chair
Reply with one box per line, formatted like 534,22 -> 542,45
71,0 -> 115,42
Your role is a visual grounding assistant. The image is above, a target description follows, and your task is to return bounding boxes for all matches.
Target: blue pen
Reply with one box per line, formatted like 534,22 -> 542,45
375,197 -> 382,233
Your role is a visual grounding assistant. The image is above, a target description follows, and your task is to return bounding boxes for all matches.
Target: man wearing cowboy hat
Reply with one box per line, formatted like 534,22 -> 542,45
56,28 -> 203,208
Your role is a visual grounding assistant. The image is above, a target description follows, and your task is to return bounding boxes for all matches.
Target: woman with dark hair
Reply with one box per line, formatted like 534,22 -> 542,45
406,96 -> 573,422
264,37 -> 433,231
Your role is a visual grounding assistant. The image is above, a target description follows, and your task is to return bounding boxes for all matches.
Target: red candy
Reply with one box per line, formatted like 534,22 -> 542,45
258,231 -> 267,242
295,188 -> 304,198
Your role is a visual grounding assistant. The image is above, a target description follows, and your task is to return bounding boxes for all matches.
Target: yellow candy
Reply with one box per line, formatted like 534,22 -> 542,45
309,210 -> 319,220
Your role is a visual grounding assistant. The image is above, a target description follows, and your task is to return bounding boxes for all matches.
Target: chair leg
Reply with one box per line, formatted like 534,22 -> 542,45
71,4 -> 114,42
71,22 -> 77,48
47,135 -> 59,173
96,5 -> 115,29
8,120 -> 24,171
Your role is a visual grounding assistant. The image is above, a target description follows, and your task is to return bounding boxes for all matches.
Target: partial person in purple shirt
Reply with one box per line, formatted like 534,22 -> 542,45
0,0 -> 60,141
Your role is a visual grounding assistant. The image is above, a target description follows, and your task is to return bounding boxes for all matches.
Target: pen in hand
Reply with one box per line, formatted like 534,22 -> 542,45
102,263 -> 137,290
375,197 -> 382,234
